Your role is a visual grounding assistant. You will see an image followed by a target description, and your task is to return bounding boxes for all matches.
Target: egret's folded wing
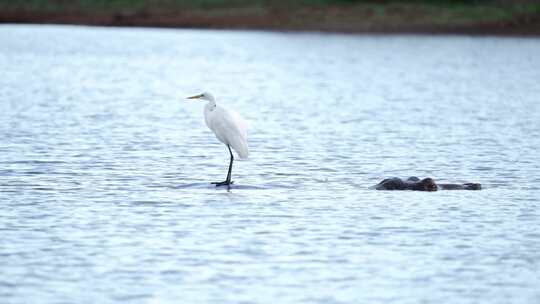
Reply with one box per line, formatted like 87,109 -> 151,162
209,107 -> 249,159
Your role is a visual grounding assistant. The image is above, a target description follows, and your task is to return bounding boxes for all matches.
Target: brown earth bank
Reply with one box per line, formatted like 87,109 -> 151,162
1,5 -> 540,36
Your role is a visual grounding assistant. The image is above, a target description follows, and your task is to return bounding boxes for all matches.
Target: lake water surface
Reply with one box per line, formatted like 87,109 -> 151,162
1,25 -> 540,303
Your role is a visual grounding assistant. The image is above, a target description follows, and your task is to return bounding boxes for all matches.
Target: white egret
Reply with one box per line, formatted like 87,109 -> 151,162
187,92 -> 248,188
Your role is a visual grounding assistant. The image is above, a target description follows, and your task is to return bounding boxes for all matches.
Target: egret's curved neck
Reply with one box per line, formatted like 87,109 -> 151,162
205,99 -> 216,111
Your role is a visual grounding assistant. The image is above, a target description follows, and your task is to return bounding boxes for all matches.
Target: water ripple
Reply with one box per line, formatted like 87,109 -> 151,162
1,25 -> 540,304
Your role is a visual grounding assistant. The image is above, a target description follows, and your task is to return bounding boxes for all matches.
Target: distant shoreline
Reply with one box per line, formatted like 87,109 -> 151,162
1,2 -> 540,36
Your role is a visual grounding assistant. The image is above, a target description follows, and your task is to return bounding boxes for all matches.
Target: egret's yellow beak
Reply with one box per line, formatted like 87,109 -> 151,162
187,94 -> 203,100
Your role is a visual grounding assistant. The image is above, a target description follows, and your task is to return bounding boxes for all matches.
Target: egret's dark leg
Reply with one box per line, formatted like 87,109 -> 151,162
212,145 -> 234,187
225,145 -> 234,184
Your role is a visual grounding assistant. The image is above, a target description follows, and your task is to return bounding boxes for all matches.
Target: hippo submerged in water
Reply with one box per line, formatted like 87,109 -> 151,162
375,177 -> 481,191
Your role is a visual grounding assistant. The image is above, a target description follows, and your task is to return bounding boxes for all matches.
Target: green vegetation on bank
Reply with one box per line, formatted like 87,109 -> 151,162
1,0 -> 539,34
2,0 -> 540,10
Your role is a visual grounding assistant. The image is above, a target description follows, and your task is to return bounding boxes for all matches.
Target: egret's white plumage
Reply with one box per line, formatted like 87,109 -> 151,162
203,95 -> 249,159
187,92 -> 248,187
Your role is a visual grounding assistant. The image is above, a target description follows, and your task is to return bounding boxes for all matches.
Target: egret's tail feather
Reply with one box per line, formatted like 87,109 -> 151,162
229,137 -> 248,159
235,143 -> 249,159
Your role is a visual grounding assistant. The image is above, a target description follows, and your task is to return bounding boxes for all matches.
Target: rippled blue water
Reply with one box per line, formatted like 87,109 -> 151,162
1,25 -> 540,303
